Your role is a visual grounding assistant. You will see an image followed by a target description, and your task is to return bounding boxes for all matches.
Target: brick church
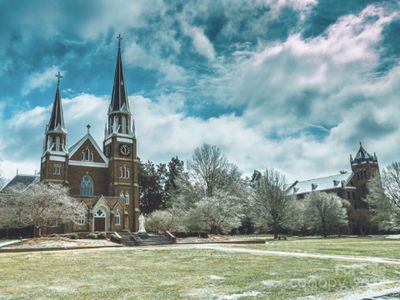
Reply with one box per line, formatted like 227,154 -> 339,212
40,36 -> 140,232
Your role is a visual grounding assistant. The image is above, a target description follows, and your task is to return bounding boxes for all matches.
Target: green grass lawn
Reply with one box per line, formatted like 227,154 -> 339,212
0,240 -> 400,299
241,237 -> 400,259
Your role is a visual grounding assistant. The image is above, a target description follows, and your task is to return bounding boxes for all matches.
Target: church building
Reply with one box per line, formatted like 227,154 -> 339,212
40,36 -> 140,232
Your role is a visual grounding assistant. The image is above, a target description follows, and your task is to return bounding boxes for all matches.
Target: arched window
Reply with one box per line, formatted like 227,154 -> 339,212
80,175 -> 94,196
125,192 -> 129,204
121,117 -> 126,134
79,214 -> 86,225
115,211 -> 121,225
81,148 -> 93,161
56,137 -> 60,151
119,165 -> 130,178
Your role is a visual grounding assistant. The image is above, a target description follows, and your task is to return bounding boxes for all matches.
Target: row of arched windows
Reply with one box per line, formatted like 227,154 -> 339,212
110,115 -> 129,134
120,191 -> 130,204
120,165 -> 130,178
47,136 -> 63,151
78,210 -> 121,225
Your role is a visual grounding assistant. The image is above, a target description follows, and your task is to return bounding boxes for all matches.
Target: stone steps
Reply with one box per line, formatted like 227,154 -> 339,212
120,232 -> 174,247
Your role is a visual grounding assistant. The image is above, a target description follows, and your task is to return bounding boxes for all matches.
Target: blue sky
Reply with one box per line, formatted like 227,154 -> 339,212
0,0 -> 399,181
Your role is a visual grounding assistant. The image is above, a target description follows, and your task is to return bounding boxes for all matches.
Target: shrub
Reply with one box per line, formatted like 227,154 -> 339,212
86,233 -> 98,239
110,233 -> 121,243
66,233 -> 79,239
97,232 -> 107,239
47,233 -> 61,238
146,210 -> 180,233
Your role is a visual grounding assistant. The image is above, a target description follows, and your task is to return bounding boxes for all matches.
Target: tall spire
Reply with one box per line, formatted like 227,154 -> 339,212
48,72 -> 66,131
110,34 -> 129,113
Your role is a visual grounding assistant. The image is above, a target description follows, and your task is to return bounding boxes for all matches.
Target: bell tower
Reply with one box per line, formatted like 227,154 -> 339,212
103,34 -> 139,231
40,72 -> 69,184
350,142 -> 379,208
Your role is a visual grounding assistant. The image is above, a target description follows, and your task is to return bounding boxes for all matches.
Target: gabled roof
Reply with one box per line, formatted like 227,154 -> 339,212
48,78 -> 66,132
0,175 -> 40,193
289,172 -> 353,195
109,37 -> 130,114
69,133 -> 108,163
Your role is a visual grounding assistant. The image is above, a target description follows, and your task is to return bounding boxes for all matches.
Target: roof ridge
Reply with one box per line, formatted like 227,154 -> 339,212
297,172 -> 350,183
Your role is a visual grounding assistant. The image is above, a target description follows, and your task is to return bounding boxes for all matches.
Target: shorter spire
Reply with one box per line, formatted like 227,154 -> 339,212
48,72 -> 66,132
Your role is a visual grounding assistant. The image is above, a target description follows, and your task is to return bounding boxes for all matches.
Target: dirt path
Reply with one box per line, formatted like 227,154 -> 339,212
189,244 -> 400,266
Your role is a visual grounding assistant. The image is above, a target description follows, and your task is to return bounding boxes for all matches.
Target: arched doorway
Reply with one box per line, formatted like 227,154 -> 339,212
94,209 -> 106,231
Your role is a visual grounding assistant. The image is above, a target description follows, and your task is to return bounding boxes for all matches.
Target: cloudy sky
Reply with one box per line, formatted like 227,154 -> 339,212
0,0 -> 399,181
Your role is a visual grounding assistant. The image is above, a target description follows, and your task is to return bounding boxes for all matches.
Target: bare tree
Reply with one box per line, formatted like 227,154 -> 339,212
253,169 -> 291,239
366,162 -> 400,230
4,183 -> 85,236
187,143 -> 229,197
164,144 -> 247,234
304,192 -> 348,237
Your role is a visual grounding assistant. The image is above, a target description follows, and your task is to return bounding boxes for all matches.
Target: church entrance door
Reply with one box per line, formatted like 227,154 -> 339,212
93,209 -> 106,231
94,218 -> 105,231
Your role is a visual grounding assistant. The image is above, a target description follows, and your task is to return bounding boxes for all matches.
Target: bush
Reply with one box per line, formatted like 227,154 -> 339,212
146,210 -> 180,233
47,233 -> 61,238
110,233 -> 121,243
65,233 -> 79,239
97,232 -> 107,239
86,233 -> 98,239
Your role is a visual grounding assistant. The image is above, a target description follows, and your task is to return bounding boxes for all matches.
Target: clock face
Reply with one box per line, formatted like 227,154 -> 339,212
120,144 -> 131,156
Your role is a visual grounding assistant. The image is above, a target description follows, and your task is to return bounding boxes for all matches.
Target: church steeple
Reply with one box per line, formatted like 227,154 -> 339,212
40,72 -> 69,184
106,34 -> 133,136
109,34 -> 130,114
48,72 -> 66,132
43,72 -> 68,154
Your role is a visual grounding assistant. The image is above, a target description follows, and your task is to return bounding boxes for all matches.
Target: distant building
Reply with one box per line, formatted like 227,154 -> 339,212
38,36 -> 139,233
289,143 -> 380,233
0,173 -> 40,192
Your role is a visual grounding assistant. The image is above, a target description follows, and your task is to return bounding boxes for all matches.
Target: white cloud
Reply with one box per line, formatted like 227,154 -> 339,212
180,20 -> 216,61
21,66 -> 61,96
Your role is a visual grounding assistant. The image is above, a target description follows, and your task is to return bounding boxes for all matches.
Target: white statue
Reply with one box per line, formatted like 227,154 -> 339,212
138,213 -> 146,233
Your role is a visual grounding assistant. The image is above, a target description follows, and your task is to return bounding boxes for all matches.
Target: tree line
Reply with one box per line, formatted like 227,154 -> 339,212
141,144 -> 400,238
0,144 -> 399,238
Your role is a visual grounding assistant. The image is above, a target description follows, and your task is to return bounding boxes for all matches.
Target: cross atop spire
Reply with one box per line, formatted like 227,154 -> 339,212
55,71 -> 63,86
117,34 -> 123,49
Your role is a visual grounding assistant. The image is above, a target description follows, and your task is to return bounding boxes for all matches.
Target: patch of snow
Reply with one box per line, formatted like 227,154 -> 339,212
338,280 -> 400,300
336,263 -> 370,269
261,280 -> 281,287
385,235 -> 400,240
217,291 -> 262,299
208,275 -> 225,281
48,286 -> 76,293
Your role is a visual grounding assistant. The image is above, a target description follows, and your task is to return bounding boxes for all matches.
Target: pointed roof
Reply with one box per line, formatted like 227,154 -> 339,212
351,142 -> 377,164
109,34 -> 130,114
68,131 -> 108,163
48,72 -> 66,131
